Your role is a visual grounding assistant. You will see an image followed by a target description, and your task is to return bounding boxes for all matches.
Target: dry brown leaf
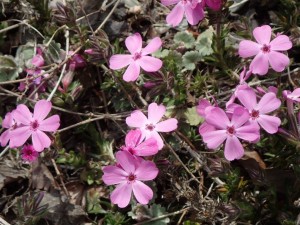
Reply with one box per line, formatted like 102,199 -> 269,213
243,151 -> 266,169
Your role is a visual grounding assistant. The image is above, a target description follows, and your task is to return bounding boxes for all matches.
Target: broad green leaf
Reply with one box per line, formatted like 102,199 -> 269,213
174,31 -> 195,49
0,55 -> 20,81
43,38 -> 62,63
182,51 -> 202,71
152,49 -> 170,58
195,26 -> 214,56
184,107 -> 203,126
15,42 -> 35,68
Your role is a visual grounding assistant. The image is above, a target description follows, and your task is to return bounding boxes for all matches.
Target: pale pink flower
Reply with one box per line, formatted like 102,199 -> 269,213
0,111 -> 19,147
226,67 -> 251,108
109,33 -> 163,82
121,129 -> 159,156
196,99 -> 216,136
21,145 -> 39,163
10,100 -> 60,152
161,0 -> 205,27
201,107 -> 260,161
126,103 -> 178,149
283,88 -> 300,103
102,151 -> 158,208
239,25 -> 292,75
237,88 -> 281,134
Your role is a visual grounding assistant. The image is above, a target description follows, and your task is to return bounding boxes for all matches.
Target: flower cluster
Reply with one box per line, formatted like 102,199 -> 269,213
0,100 -> 60,161
102,103 -> 178,207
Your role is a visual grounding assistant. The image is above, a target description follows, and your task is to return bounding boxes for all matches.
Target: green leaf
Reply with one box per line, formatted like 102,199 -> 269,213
195,26 -> 214,56
184,107 -> 203,126
15,42 -> 35,69
174,31 -> 195,49
182,51 -> 202,71
152,49 -> 170,58
0,55 -> 20,81
43,38 -> 62,63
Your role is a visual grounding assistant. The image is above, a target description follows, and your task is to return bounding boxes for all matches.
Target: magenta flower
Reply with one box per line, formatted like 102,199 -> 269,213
237,88 -> 281,134
201,107 -> 260,161
203,0 -> 222,10
10,100 -> 60,152
21,145 -> 39,163
161,0 -> 205,27
126,103 -> 178,149
102,151 -> 158,208
0,111 -> 19,147
121,129 -> 159,157
239,25 -> 292,75
68,51 -> 86,69
109,33 -> 163,82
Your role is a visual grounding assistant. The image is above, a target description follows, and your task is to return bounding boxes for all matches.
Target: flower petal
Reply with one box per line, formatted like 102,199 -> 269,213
125,129 -> 142,148
138,56 -> 162,72
224,136 -> 244,161
270,35 -> 292,51
237,88 -> 257,111
202,130 -> 227,149
2,112 -> 14,128
238,40 -> 261,58
14,105 -> 32,125
161,0 -> 181,6
132,181 -> 153,205
257,115 -> 281,134
110,182 -> 132,208
256,92 -> 281,114
231,107 -> 250,128
116,151 -> 136,173
32,130 -> 51,152
198,122 -> 216,136
205,107 -> 230,129
184,3 -> 204,25
33,100 -> 52,121
166,3 -> 185,27
134,137 -> 159,156
142,37 -> 162,55
102,165 -> 127,185
235,123 -> 260,142
126,110 -> 148,128
196,99 -> 212,117
109,54 -> 132,70
253,25 -> 271,45
205,0 -> 222,10
135,160 -> 158,180
146,131 -> 164,150
123,62 -> 141,82
39,115 -> 60,132
155,118 -> 178,132
249,52 -> 269,75
125,33 -> 142,54
148,103 -> 166,124
0,130 -> 10,147
10,126 -> 32,147
268,51 -> 290,72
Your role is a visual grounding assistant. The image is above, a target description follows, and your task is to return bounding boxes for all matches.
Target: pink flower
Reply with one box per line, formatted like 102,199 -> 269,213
126,103 -> 178,149
109,33 -> 163,82
239,25 -> 292,75
161,0 -> 205,27
196,99 -> 217,136
121,129 -> 159,156
102,151 -> 158,208
226,67 -> 251,108
10,100 -> 60,152
237,88 -> 281,134
201,107 -> 260,161
21,145 -> 39,163
204,0 -> 222,10
0,111 -> 19,147
283,88 -> 300,103
68,51 -> 86,69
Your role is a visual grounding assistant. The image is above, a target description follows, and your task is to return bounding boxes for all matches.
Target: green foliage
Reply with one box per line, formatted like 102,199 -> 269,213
56,149 -> 86,168
195,26 -> 214,56
184,107 -> 203,126
86,189 -> 106,214
0,55 -> 20,81
174,31 -> 195,49
103,212 -> 129,225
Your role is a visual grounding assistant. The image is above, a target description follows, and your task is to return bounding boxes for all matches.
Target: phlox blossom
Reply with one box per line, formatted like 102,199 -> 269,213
161,0 -> 205,27
126,103 -> 178,150
21,145 -> 39,163
237,88 -> 281,134
10,100 -> 60,152
102,151 -> 158,208
239,25 -> 292,75
201,107 -> 260,161
121,129 -> 159,156
283,88 -> 300,103
196,99 -> 217,136
0,111 -> 19,147
109,33 -> 162,82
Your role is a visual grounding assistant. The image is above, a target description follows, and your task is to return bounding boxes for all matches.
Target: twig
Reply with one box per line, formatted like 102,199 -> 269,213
0,20 -> 28,34
0,146 -> 10,158
0,217 -> 11,225
134,207 -> 190,225
94,0 -> 121,34
51,159 -> 70,198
